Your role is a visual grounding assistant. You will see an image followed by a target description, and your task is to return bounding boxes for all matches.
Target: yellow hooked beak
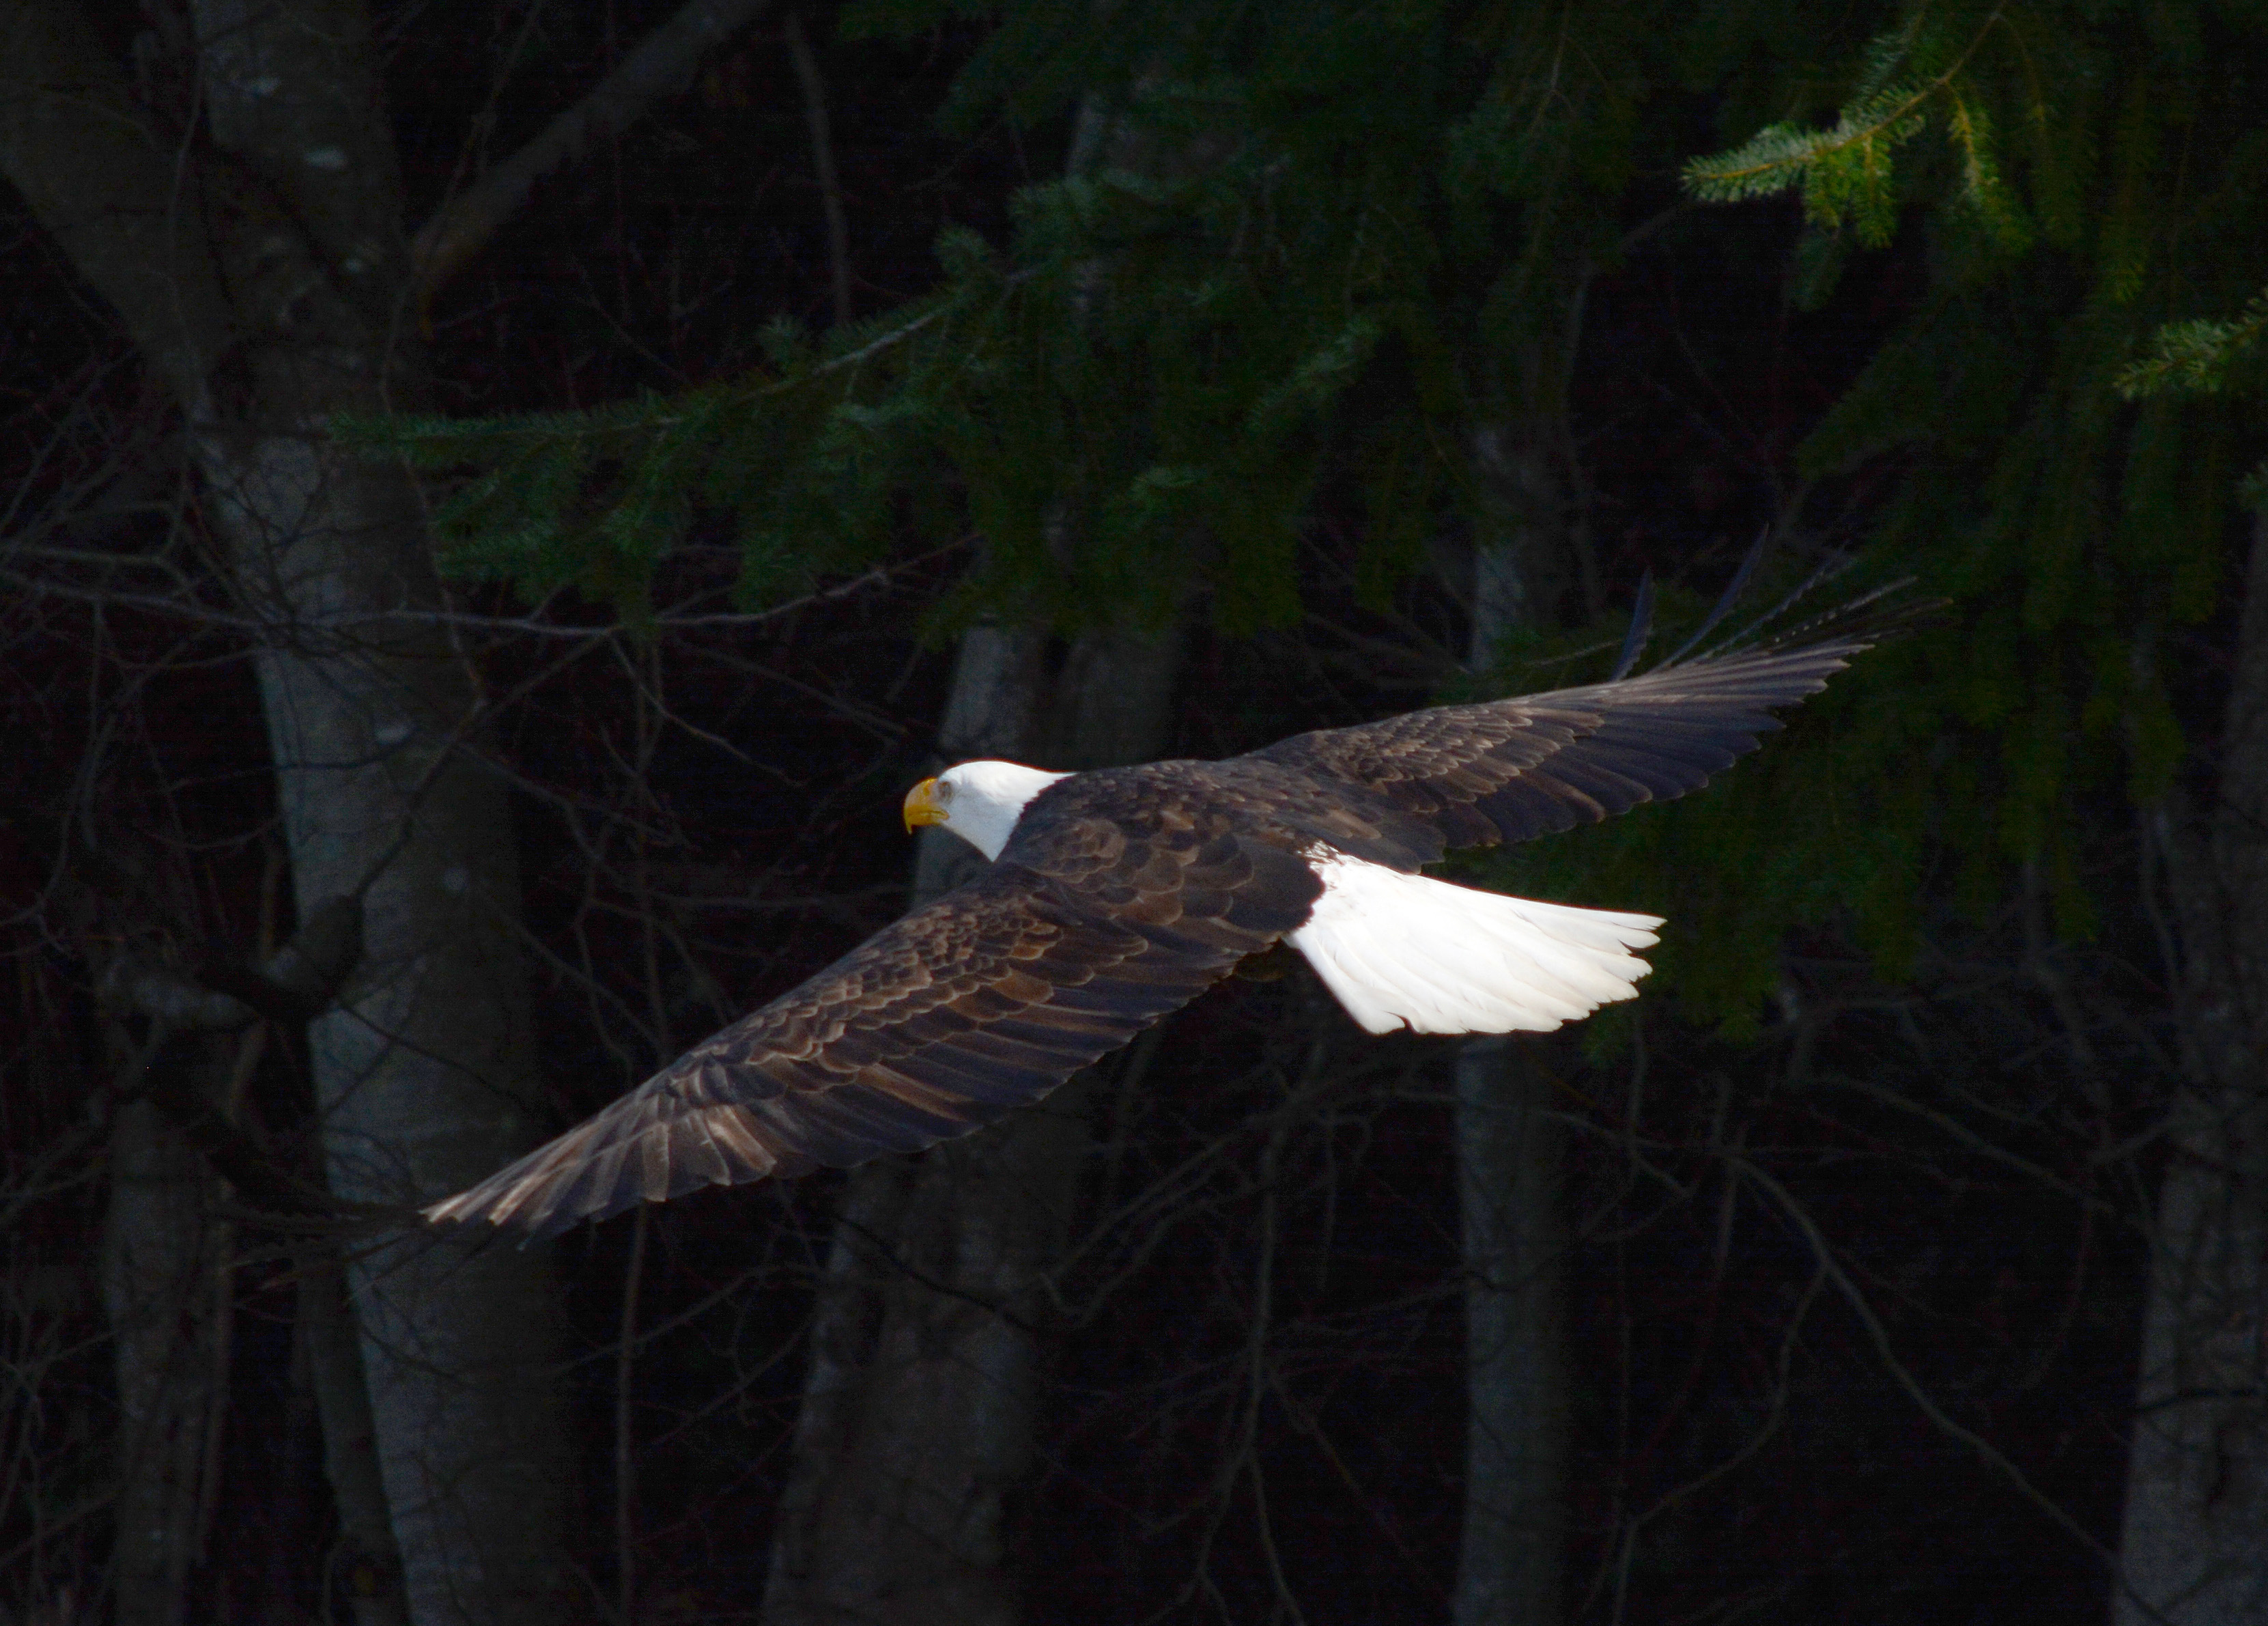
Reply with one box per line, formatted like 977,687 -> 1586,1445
902,776 -> 948,833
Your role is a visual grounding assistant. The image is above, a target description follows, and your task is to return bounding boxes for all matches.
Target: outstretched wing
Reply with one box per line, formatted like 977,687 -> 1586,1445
1245,626 -> 1891,865
426,820 -> 1312,1239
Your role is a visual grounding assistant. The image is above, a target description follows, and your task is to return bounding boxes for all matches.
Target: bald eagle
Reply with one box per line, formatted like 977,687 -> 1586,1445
426,614 -> 1893,1238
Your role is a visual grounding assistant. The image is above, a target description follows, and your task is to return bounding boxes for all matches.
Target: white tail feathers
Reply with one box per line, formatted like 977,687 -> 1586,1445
1284,852 -> 1661,1036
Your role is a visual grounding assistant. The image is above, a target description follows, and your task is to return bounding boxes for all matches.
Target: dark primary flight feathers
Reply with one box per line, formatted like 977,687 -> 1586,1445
427,626 -> 1884,1239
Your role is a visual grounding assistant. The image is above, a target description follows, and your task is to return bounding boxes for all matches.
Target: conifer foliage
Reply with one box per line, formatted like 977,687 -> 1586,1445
1614,0 -> 2268,992
350,0 -> 1766,639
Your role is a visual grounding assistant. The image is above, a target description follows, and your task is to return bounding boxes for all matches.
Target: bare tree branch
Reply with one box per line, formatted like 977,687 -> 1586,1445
786,10 -> 852,326
0,1 -> 236,400
411,0 -> 778,299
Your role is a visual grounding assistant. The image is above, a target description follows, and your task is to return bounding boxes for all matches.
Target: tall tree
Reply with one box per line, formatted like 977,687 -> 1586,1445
2120,514 -> 2268,1623
759,69 -> 1207,1614
761,615 -> 1185,1625
1454,563 -> 1574,1626
2116,320 -> 2268,1620
1680,3 -> 2268,1614
1452,328 -> 1584,1626
103,1093 -> 225,1626
0,2 -> 775,1618
1443,15 -> 1659,1608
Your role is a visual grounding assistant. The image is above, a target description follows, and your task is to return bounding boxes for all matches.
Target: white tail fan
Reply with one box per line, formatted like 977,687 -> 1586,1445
1284,852 -> 1661,1035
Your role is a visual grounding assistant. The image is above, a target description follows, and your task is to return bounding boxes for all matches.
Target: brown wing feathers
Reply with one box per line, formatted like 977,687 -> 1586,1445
1250,634 -> 1877,860
426,820 -> 1316,1239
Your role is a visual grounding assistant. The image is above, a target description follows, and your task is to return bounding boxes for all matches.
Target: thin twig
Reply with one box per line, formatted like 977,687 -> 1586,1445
786,12 -> 853,328
1733,1156 -> 2115,1567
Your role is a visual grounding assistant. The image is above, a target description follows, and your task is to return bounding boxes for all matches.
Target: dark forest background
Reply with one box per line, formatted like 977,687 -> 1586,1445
4,1 -> 2267,1623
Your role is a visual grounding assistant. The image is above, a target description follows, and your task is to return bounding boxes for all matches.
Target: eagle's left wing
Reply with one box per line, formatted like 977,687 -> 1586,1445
425,817 -> 1308,1239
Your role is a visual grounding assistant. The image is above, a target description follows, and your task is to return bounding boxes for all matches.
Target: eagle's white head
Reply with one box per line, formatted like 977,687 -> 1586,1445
902,760 -> 1071,860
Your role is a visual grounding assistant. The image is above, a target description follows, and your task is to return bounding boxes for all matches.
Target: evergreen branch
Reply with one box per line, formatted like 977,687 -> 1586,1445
335,296 -> 978,461
1684,8 -> 2011,248
1945,91 -> 2028,251
345,259 -> 1034,459
2117,289 -> 2268,399
1682,96 -> 1929,206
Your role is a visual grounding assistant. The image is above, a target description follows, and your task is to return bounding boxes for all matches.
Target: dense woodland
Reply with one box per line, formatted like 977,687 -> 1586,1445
3,1 -> 2267,1623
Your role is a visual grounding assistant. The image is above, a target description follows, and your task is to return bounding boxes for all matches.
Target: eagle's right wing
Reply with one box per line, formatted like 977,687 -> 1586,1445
1247,626 -> 1893,860
425,826 -> 1297,1240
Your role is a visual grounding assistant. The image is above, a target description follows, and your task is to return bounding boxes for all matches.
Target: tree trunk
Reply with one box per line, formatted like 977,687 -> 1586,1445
2115,511 -> 2268,1625
298,1244 -> 414,1626
763,74 -> 1195,1618
203,385 -> 573,1626
1456,1038 -> 1571,1626
1455,411 -> 1578,1626
2,8 -> 569,1621
184,19 -> 577,1615
761,619 -> 1187,1626
104,1091 -> 225,1626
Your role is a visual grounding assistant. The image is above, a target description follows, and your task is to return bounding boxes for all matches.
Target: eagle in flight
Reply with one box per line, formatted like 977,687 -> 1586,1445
427,607 -> 1893,1238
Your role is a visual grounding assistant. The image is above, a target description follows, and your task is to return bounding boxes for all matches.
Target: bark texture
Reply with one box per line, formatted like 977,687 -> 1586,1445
761,621 -> 1187,1626
2116,512 -> 2268,1625
297,1248 -> 414,1626
104,1093 -> 225,1626
3,6 -> 569,1621
1455,1037 -> 1570,1626
208,402 -> 573,1626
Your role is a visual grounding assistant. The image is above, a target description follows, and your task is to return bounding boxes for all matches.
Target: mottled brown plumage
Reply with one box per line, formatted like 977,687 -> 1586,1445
1245,636 -> 1873,860
427,796 -> 1319,1236
427,617 -> 1893,1239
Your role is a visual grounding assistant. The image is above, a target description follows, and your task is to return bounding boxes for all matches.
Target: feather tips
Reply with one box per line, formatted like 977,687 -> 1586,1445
425,829 -> 1313,1239
1247,628 -> 1888,853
